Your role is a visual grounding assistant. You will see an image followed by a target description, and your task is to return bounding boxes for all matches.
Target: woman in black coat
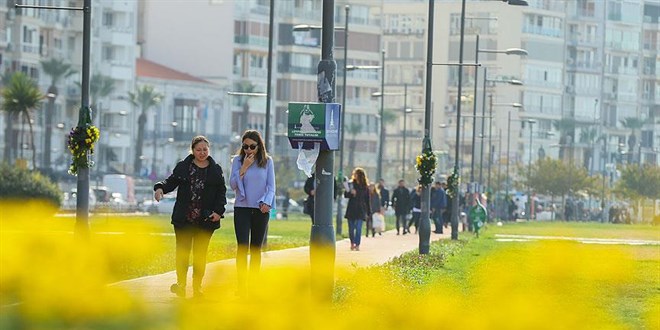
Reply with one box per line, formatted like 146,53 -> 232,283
154,136 -> 226,298
344,167 -> 371,251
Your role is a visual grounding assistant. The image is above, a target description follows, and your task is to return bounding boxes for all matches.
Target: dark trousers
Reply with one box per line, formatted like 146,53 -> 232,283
408,211 -> 421,232
174,226 -> 213,291
234,207 -> 269,293
395,213 -> 408,233
432,210 -> 444,233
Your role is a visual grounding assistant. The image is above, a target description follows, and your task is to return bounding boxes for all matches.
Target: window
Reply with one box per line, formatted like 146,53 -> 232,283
102,45 -> 114,61
103,11 -> 114,27
174,99 -> 200,138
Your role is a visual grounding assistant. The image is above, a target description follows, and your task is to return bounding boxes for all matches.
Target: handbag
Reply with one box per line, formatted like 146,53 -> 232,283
372,212 -> 385,233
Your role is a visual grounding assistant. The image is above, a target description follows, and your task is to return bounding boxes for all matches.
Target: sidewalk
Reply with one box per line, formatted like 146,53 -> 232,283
115,228 -> 453,305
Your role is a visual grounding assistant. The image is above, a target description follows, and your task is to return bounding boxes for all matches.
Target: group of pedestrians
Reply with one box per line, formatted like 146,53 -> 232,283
391,180 -> 448,235
153,130 -> 275,299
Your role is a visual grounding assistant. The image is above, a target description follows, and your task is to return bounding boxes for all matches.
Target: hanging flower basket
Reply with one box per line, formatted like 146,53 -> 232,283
447,169 -> 460,199
415,149 -> 437,186
67,124 -> 100,175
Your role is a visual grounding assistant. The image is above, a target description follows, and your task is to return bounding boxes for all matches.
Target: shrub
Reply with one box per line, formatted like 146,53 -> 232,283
0,163 -> 62,206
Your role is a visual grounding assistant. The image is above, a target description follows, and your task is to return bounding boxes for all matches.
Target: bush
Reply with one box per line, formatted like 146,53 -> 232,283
0,163 -> 62,206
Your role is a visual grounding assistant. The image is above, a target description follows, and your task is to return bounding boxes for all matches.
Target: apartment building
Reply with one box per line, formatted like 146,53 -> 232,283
0,0 -> 138,176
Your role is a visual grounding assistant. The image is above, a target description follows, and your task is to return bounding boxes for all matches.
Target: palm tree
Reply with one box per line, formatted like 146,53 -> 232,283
235,81 -> 259,131
1,72 -> 44,169
346,122 -> 362,170
2,70 -> 14,162
579,126 -> 598,171
553,118 -> 576,163
620,117 -> 645,163
129,85 -> 163,175
41,58 -> 76,171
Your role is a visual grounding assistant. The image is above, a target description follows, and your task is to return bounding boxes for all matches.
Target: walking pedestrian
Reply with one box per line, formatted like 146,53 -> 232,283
303,173 -> 315,223
391,179 -> 411,235
344,167 -> 371,251
153,135 -> 227,299
407,185 -> 422,234
378,179 -> 390,210
229,130 -> 276,298
431,181 -> 447,233
366,183 -> 382,237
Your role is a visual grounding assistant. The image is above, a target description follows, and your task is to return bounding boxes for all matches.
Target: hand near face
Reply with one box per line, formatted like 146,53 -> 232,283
244,153 -> 255,167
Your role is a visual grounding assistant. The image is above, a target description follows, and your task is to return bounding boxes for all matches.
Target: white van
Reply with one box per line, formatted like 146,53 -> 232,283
103,174 -> 136,205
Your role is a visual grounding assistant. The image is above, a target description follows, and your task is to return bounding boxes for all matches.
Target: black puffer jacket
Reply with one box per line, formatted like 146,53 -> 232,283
154,155 -> 227,230
344,183 -> 371,220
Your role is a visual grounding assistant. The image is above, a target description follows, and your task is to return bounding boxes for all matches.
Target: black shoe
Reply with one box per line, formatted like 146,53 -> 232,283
170,283 -> 185,298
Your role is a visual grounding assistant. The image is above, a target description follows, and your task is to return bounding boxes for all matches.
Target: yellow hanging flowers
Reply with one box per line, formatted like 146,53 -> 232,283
415,149 -> 437,186
447,168 -> 460,199
67,124 -> 100,175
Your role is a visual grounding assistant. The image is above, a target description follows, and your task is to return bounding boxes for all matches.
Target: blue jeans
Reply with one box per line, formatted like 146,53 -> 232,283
348,218 -> 363,246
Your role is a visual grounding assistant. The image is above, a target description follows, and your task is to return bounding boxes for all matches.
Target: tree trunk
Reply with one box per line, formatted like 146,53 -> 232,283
348,138 -> 356,170
134,111 -> 147,175
4,111 -> 11,162
26,111 -> 36,170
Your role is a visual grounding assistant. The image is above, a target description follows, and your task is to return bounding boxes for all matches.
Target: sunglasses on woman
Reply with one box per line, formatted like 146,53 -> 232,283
242,144 -> 258,150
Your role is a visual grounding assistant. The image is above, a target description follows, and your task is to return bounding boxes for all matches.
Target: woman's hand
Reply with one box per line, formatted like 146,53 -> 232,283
240,154 -> 255,177
154,188 -> 163,201
259,202 -> 271,214
209,212 -> 222,222
351,188 -> 357,196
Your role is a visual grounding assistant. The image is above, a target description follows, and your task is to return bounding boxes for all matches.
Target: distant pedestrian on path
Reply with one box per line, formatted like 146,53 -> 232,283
153,135 -> 227,299
366,183 -> 382,237
408,185 -> 422,234
378,179 -> 390,210
431,181 -> 447,234
229,130 -> 276,298
391,179 -> 411,235
303,173 -> 315,223
344,167 -> 371,251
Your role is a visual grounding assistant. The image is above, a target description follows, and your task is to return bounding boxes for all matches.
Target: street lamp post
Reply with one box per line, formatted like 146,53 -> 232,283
336,4 -> 349,236
401,85 -> 410,179
264,0 -> 275,148
16,0 -> 93,239
310,0 -> 337,300
377,49 -> 386,181
526,119 -> 536,221
44,90 -> 57,173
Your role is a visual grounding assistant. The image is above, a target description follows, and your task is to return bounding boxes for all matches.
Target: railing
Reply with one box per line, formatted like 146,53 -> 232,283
522,25 -> 562,38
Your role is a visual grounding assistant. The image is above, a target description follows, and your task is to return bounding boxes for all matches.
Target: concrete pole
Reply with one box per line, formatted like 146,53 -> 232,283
450,0 -> 466,240
401,83 -> 407,179
527,121 -> 534,221
310,0 -> 337,301
419,0 -> 436,253
377,49 -> 385,180
469,35 -> 479,191
336,5 -> 349,236
74,0 -> 92,240
265,0 -> 274,147
505,110 -> 511,201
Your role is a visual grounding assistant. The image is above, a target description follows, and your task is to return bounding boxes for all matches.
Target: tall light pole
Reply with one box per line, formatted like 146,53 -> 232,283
336,4 -> 349,236
310,0 -> 336,300
470,44 -> 527,192
377,49 -> 386,181
401,85 -> 410,179
526,119 -> 536,221
17,0 -> 93,239
264,0 -> 275,148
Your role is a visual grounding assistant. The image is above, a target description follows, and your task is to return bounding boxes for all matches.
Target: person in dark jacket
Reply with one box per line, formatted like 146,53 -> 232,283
431,181 -> 447,233
154,136 -> 226,298
344,167 -> 371,251
378,179 -> 390,210
304,173 -> 315,223
391,179 -> 411,235
407,185 -> 422,234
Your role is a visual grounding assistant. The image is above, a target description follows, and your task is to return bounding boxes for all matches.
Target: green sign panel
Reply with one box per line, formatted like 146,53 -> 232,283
287,102 -> 340,150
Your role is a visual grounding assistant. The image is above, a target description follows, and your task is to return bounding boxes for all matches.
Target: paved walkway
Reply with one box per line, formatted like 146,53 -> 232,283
114,228 -> 454,305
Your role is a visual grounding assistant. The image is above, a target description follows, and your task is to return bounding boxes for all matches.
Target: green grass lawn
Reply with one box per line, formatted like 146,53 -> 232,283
344,221 -> 660,329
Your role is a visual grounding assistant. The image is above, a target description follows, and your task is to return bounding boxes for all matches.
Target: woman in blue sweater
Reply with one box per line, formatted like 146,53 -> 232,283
229,130 -> 276,297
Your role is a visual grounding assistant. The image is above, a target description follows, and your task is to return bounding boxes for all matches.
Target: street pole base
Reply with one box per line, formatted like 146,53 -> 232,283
310,224 -> 336,302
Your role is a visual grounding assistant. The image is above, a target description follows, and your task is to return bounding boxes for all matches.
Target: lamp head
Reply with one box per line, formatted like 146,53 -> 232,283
505,0 -> 529,6
505,48 -> 528,56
